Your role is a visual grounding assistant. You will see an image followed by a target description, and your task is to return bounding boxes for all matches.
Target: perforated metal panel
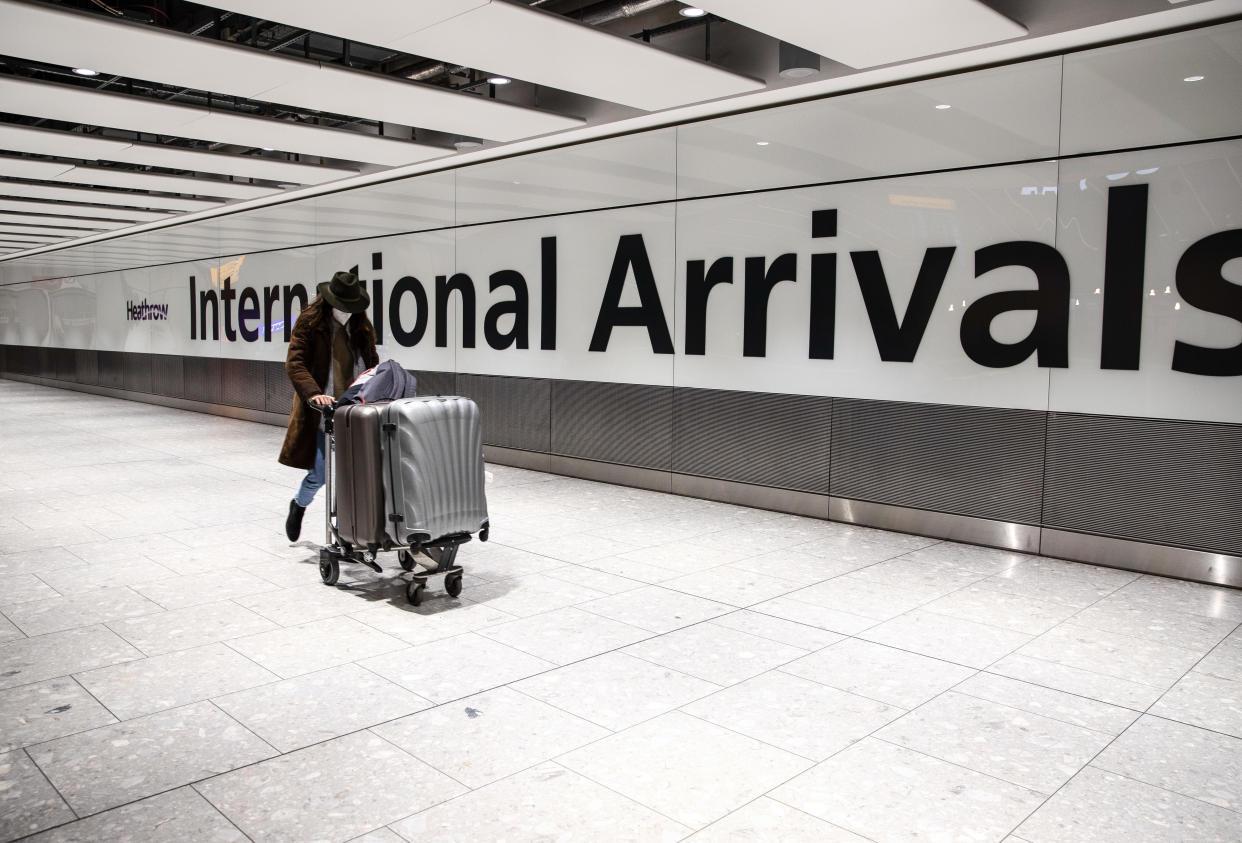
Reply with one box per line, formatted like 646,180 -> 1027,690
457,373 -> 551,452
552,380 -> 673,470
182,356 -> 222,404
151,355 -> 183,398
832,398 -> 1046,523
221,358 -> 267,410
673,388 -> 832,493
412,369 -> 456,397
97,350 -> 124,389
123,352 -> 152,394
1044,413 -> 1242,555
74,349 -> 97,385
53,348 -> 76,381
265,361 -> 296,414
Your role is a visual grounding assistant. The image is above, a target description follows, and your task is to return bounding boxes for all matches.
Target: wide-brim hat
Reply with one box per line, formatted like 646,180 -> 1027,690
318,270 -> 370,314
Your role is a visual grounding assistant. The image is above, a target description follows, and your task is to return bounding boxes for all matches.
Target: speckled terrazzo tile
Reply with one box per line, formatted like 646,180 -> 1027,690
709,609 -> 844,650
107,601 -> 278,656
686,797 -> 868,842
0,574 -> 59,608
623,622 -> 808,687
0,625 -> 142,691
876,691 -> 1114,794
1194,632 -> 1242,681
0,678 -> 116,753
361,633 -> 555,703
224,615 -> 407,678
27,701 -> 275,816
773,739 -> 1044,843
1092,715 -> 1242,810
1015,766 -> 1240,842
989,653 -> 1166,710
4,587 -> 165,637
579,586 -> 734,633
196,730 -> 466,842
0,615 -> 22,645
0,749 -> 75,842
859,609 -> 1033,669
684,671 -> 903,761
955,673 -> 1139,734
1149,671 -> 1242,739
74,642 -> 279,720
920,585 -> 1080,635
213,663 -> 431,752
21,787 -> 245,842
0,547 -> 86,577
559,711 -> 810,830
1012,625 -> 1205,690
375,686 -> 608,787
37,560 -> 179,593
477,607 -> 652,666
780,638 -> 973,709
660,565 -> 807,608
513,651 -> 719,731
391,762 -> 689,842
463,573 -> 609,618
132,570 -> 284,611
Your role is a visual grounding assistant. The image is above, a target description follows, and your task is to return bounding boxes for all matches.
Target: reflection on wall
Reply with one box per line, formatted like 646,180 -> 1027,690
51,284 -> 96,348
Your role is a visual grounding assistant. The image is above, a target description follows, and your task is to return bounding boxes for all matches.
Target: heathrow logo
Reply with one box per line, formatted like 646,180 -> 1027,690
125,299 -> 168,321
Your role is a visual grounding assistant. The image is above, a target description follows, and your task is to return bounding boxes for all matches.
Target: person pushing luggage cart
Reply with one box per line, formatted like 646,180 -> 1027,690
279,270 -> 379,542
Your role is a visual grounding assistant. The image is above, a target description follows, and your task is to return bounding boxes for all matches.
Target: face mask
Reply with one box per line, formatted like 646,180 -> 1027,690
332,308 -> 349,325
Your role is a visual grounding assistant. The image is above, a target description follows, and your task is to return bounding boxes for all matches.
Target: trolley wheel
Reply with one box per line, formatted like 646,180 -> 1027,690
406,580 -> 425,606
319,555 -> 339,586
398,551 -> 416,572
444,572 -> 463,598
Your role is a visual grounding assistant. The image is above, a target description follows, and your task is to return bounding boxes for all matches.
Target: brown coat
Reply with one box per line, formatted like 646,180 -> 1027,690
278,296 -> 379,469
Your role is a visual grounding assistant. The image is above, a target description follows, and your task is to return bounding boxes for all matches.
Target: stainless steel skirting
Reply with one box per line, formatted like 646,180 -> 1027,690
831,497 -> 1042,554
1041,528 -> 1242,588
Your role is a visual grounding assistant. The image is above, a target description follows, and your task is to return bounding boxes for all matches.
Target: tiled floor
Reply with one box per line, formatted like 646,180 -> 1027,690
1,379 -> 1240,842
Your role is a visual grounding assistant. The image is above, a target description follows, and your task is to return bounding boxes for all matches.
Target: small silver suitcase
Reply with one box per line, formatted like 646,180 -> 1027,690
381,396 -> 489,546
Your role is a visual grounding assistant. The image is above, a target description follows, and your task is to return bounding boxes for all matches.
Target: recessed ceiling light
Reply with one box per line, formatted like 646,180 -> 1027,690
454,139 -> 483,151
487,76 -> 511,85
679,6 -> 707,17
72,67 -> 99,76
1183,75 -> 1204,82
756,141 -> 770,146
935,103 -> 952,110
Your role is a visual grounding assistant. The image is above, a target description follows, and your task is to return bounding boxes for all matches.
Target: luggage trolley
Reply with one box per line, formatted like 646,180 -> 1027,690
316,403 -> 489,606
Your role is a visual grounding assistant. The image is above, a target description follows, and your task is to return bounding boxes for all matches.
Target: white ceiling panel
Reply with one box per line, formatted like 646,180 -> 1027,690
212,0 -> 764,111
0,212 -> 110,230
0,200 -> 175,224
210,0 -> 488,46
0,124 -> 357,184
0,182 -> 223,211
0,76 -> 443,167
691,0 -> 1026,68
0,1 -> 583,142
0,227 -> 70,238
48,166 -> 276,199
0,158 -> 75,180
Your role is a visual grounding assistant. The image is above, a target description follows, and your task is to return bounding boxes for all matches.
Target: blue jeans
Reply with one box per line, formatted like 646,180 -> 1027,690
294,429 -> 325,508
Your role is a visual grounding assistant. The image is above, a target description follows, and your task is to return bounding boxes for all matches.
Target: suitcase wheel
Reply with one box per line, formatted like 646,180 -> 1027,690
444,572 -> 463,599
406,580 -> 425,606
398,551 -> 416,573
319,553 -> 340,587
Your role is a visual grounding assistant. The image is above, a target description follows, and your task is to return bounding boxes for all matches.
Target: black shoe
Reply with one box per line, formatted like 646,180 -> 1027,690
285,499 -> 306,542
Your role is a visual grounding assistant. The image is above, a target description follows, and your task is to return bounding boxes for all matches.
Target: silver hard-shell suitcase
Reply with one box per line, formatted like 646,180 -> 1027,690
381,396 -> 489,546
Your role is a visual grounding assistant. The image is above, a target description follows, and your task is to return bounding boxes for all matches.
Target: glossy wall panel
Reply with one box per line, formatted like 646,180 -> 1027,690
3,20 -> 1242,576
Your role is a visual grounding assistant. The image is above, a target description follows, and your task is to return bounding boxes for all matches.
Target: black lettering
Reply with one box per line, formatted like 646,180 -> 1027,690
1101,184 -> 1149,370
436,273 -> 476,348
685,257 -> 733,356
282,284 -> 307,343
850,247 -> 954,362
589,234 -> 673,354
1173,229 -> 1242,376
541,236 -> 557,351
390,275 -> 428,347
262,285 -> 279,342
198,287 -> 219,342
809,210 -> 838,360
238,287 -> 260,342
221,277 -> 237,342
962,242 -> 1070,368
485,270 -> 529,350
371,278 -> 384,346
743,253 -> 796,357
189,276 -> 196,340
